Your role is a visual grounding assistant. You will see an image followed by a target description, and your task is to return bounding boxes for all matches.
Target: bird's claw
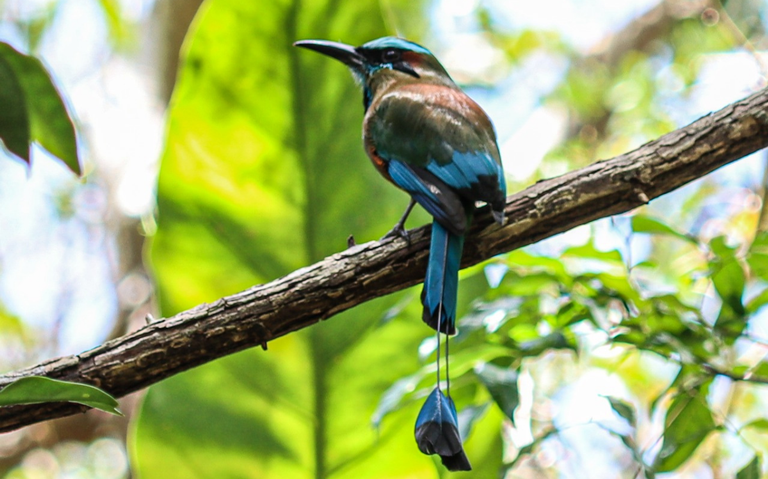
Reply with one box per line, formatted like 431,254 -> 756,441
382,225 -> 411,244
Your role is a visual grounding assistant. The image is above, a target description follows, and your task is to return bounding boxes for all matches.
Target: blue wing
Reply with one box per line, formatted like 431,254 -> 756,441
385,148 -> 505,234
427,150 -> 507,202
387,160 -> 468,234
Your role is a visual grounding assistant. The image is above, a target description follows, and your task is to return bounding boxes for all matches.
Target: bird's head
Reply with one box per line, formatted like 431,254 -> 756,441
294,37 -> 454,107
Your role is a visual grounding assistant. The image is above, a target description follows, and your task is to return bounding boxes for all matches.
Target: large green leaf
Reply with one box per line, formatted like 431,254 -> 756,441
652,382 -> 715,472
131,1 -> 488,478
0,42 -> 80,175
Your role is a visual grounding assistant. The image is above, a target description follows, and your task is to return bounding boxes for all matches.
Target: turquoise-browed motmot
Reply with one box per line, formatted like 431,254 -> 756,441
294,37 -> 507,471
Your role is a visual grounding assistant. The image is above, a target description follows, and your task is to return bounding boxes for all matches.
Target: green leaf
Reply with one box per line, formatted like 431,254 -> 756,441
0,42 -> 80,175
711,260 -> 745,313
371,373 -> 423,428
605,396 -> 636,428
710,236 -> 735,260
0,48 -> 30,162
500,271 -> 558,296
457,402 -> 490,442
516,331 -> 576,356
741,419 -> 768,432
0,303 -> 26,337
751,362 -> 768,380
95,0 -> 132,47
631,215 -> 695,243
562,241 -> 624,263
0,376 -> 121,415
650,364 -> 704,414
474,363 -> 519,421
747,233 -> 768,281
746,287 -> 768,314
709,246 -> 746,341
456,403 -> 505,479
653,382 -> 716,472
736,455 -> 760,479
506,249 -> 569,280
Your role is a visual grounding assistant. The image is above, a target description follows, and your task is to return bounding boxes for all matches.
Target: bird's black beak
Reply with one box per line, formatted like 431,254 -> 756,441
293,40 -> 364,71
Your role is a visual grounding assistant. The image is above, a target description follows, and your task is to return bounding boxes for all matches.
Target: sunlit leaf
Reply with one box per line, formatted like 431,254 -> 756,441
563,241 -> 624,263
506,249 -> 569,280
741,419 -> 768,432
95,0 -> 132,46
747,233 -> 768,281
553,301 -> 593,328
709,236 -> 735,260
500,271 -> 558,296
708,239 -> 746,342
750,362 -> 768,380
0,42 -> 80,174
631,215 -> 695,243
0,303 -> 25,338
746,287 -> 768,314
474,363 -> 519,421
371,373 -> 423,428
711,260 -> 745,313
18,3 -> 57,51
736,455 -> 760,479
0,376 -> 121,415
653,382 -> 715,472
605,396 -> 636,429
650,364 -> 704,414
516,331 -> 576,356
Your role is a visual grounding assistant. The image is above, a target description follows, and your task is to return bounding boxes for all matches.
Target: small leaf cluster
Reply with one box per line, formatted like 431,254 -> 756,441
0,41 -> 80,175
379,214 -> 768,476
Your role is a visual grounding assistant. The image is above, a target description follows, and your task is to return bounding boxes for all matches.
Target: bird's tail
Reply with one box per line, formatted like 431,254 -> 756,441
421,220 -> 464,335
414,387 -> 472,471
417,220 -> 471,470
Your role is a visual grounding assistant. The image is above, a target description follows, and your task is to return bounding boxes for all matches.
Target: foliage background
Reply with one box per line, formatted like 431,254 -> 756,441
2,0 -> 768,478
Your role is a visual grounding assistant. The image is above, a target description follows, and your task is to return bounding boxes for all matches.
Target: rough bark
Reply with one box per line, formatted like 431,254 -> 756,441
1,86 -> 768,433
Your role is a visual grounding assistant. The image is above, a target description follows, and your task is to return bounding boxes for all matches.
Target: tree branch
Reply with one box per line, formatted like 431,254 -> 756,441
2,87 -> 768,433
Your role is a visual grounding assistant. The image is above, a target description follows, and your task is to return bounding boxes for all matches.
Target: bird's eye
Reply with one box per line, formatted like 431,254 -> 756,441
382,49 -> 400,63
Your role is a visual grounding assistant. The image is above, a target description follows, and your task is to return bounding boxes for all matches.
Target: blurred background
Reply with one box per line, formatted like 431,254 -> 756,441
1,0 -> 768,477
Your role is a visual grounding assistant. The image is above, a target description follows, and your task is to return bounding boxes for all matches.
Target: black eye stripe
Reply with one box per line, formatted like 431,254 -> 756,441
358,48 -> 409,67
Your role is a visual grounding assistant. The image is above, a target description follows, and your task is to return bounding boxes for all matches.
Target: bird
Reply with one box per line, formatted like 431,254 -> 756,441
294,36 -> 506,471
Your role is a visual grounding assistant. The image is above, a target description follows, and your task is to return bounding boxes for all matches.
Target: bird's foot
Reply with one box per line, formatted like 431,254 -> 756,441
382,199 -> 417,245
382,224 -> 411,244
